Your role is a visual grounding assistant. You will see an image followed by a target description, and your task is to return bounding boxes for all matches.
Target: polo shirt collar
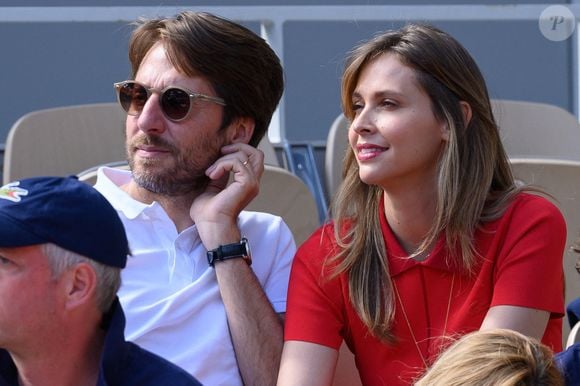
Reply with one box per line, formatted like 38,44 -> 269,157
95,167 -> 157,220
378,195 -> 456,276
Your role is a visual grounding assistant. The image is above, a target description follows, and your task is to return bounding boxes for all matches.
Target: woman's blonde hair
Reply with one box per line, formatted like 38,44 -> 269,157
414,329 -> 564,386
331,23 -> 521,341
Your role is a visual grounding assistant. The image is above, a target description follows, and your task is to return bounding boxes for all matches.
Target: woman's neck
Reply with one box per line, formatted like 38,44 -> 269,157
382,184 -> 438,257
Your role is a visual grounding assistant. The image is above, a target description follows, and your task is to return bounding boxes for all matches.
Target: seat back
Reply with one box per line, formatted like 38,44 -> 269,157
324,114 -> 349,203
3,103 -> 280,185
3,103 -> 126,184
566,321 -> 580,349
492,99 -> 580,161
245,165 -> 319,245
510,158 -> 580,341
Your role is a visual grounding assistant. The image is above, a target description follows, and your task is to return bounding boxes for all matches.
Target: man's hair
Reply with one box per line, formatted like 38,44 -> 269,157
127,11 -> 284,147
415,329 -> 563,386
42,243 -> 121,313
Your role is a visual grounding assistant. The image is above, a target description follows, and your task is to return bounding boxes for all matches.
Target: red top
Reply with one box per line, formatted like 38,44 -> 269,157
285,193 -> 566,385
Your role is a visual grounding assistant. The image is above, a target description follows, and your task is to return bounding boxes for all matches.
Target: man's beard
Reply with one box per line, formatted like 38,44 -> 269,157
128,134 -> 222,197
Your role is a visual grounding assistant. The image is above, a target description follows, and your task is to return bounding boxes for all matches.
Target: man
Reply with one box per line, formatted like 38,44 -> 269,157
95,11 -> 294,386
0,176 -> 201,386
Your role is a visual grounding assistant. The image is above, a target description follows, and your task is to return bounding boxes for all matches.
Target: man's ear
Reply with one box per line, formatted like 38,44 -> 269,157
62,263 -> 97,311
227,116 -> 255,144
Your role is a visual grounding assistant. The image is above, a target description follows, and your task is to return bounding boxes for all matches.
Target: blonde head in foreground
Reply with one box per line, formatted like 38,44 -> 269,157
415,329 -> 563,386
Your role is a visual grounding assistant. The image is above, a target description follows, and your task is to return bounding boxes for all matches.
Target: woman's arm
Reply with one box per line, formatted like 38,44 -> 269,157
481,305 -> 550,339
277,341 -> 339,386
480,195 -> 566,344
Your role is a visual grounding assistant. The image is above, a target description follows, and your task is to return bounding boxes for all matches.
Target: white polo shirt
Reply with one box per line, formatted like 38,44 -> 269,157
94,167 -> 296,386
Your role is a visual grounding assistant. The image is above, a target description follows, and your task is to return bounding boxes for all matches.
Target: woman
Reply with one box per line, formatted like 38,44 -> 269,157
277,24 -> 566,385
415,329 -> 564,386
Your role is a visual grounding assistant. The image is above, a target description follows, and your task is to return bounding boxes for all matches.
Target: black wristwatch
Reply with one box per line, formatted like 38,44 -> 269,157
207,238 -> 252,267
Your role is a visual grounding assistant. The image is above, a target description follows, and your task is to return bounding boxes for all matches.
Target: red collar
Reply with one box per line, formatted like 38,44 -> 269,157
378,199 -> 458,276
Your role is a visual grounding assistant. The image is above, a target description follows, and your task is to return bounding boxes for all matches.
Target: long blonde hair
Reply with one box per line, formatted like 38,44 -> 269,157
414,329 -> 564,386
331,24 -> 520,341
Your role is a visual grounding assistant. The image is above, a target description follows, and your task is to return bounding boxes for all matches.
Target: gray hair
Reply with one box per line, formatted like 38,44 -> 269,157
42,243 -> 121,313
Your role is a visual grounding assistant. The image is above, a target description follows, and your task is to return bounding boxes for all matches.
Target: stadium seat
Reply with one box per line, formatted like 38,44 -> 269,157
324,113 -> 349,204
492,99 -> 580,161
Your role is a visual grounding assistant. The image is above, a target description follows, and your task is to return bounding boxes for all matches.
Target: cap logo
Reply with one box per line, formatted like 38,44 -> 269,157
0,182 -> 29,202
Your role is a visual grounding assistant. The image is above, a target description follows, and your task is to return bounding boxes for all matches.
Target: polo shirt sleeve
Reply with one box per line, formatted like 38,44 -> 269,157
491,194 -> 566,315
284,225 -> 346,350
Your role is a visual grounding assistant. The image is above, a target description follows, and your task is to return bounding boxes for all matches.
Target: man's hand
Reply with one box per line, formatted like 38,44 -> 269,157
190,143 -> 264,249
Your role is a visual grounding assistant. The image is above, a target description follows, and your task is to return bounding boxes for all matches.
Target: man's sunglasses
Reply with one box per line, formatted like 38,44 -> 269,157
113,80 -> 226,122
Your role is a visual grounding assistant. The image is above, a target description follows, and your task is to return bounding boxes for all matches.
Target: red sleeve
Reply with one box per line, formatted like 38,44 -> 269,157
491,194 -> 566,316
284,225 -> 346,349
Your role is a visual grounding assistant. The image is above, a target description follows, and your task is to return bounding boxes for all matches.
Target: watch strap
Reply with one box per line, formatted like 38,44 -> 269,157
207,238 -> 251,267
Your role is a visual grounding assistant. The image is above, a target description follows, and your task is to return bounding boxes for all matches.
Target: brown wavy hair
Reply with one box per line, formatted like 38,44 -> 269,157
331,24 -> 521,341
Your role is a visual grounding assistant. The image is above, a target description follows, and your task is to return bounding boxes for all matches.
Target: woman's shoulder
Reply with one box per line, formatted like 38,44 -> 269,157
298,222 -> 339,252
294,221 -> 351,269
504,192 -> 565,224
480,192 -> 566,243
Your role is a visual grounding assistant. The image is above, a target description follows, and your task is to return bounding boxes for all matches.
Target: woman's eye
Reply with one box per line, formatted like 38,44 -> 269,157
380,99 -> 397,108
351,102 -> 365,115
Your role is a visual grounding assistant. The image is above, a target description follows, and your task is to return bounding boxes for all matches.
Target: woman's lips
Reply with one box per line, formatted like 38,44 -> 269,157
356,144 -> 388,161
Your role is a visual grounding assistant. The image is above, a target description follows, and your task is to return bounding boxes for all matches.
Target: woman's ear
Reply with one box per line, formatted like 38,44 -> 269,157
228,116 -> 255,144
440,122 -> 451,142
440,102 -> 472,142
460,101 -> 473,127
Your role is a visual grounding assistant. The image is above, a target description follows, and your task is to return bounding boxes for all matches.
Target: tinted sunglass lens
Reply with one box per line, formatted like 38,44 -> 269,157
119,83 -> 148,115
162,88 -> 191,120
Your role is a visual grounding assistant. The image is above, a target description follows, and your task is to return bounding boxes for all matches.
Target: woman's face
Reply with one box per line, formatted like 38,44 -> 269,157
348,53 -> 449,191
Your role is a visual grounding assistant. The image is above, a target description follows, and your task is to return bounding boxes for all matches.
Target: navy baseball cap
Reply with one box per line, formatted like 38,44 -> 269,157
0,176 -> 128,268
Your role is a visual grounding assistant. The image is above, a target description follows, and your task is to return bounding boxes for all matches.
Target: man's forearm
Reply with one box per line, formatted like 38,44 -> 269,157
215,259 -> 284,386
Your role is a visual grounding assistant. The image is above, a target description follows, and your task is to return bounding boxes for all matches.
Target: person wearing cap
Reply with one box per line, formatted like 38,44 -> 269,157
0,176 -> 201,386
555,246 -> 580,385
94,11 -> 293,386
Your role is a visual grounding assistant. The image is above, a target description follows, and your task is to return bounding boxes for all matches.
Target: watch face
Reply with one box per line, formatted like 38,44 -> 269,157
241,237 -> 251,257
241,237 -> 252,265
